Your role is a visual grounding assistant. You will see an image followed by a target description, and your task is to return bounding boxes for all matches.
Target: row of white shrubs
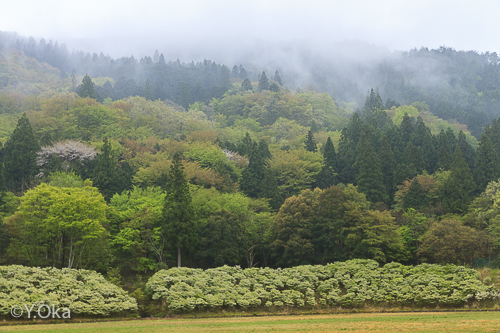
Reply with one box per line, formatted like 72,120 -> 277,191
0,265 -> 137,317
146,259 -> 500,312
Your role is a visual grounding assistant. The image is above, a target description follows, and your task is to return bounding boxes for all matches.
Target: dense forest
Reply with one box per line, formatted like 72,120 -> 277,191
1,31 -> 500,283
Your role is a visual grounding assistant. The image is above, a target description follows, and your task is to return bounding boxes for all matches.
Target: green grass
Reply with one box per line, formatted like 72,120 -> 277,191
2,312 -> 500,332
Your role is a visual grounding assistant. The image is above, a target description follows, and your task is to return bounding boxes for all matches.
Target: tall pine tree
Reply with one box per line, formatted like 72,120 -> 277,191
162,152 -> 197,267
240,143 -> 265,198
474,133 -> 500,192
304,131 -> 318,152
355,131 -> 387,203
442,146 -> 475,213
3,113 -> 40,193
316,137 -> 337,189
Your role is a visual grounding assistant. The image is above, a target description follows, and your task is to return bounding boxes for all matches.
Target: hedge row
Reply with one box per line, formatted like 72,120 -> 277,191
0,265 -> 137,318
146,260 -> 500,312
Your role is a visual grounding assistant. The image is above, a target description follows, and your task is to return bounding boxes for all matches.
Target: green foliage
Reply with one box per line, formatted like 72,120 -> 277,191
0,265 -> 137,317
5,183 -> 108,269
162,152 -> 197,267
3,113 -> 40,192
146,260 -> 499,313
78,74 -> 97,99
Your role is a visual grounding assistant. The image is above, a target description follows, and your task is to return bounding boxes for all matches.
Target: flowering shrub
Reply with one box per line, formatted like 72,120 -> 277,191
146,260 -> 500,312
0,265 -> 137,317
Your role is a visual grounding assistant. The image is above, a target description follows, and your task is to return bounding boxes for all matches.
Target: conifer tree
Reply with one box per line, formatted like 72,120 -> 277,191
457,131 -> 475,171
258,71 -> 269,91
474,133 -> 500,192
240,143 -> 265,198
405,144 -> 425,174
403,179 -> 429,210
379,136 -> 396,202
3,113 -> 40,192
78,74 -> 97,99
260,167 -> 283,210
442,146 -> 475,213
421,133 -> 438,174
316,137 -> 338,189
437,145 -> 451,170
238,132 -> 254,156
274,70 -> 283,85
162,152 -> 197,267
241,78 -> 253,91
90,138 -> 133,202
337,128 -> 357,184
143,79 -> 153,100
258,139 -> 272,161
355,131 -> 387,203
304,131 -> 318,152
399,114 -> 414,144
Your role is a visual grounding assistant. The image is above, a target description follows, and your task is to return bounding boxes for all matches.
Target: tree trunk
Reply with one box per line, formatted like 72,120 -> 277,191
178,246 -> 181,267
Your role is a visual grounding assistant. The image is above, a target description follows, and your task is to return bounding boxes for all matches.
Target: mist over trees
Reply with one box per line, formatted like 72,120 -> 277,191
1,31 -> 500,137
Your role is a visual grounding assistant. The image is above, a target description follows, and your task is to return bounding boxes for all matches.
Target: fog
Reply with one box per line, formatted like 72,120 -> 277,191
2,0 -> 499,62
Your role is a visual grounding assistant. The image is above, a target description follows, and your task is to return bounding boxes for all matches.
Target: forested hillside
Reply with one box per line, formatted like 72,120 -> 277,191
1,32 -> 500,285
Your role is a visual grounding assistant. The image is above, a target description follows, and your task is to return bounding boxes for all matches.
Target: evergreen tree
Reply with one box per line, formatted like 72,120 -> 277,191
304,130 -> 318,152
143,79 -> 153,100
310,120 -> 319,133
274,70 -> 283,85
379,136 -> 396,203
240,143 -> 265,198
0,142 -> 5,206
175,81 -> 192,109
241,78 -> 253,91
258,71 -> 269,91
78,74 -> 97,99
269,83 -> 280,92
316,137 -> 338,189
442,146 -> 475,213
258,139 -> 272,161
457,131 -> 475,171
260,167 -> 283,210
474,133 -> 500,192
337,128 -> 357,184
438,146 -> 451,170
3,113 -> 40,192
355,131 -> 387,203
238,65 -> 248,79
403,179 -> 429,210
399,114 -> 414,144
421,133 -> 438,174
90,138 -> 133,202
238,132 -> 254,156
162,152 -> 197,267
405,144 -> 425,174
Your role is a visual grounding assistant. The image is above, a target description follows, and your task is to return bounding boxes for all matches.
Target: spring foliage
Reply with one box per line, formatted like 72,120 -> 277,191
0,265 -> 137,318
146,260 -> 499,312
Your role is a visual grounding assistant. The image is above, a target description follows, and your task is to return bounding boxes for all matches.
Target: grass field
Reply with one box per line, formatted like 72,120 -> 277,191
2,312 -> 500,332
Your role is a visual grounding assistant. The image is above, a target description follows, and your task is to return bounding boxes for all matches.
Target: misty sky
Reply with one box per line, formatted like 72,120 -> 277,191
1,0 -> 499,61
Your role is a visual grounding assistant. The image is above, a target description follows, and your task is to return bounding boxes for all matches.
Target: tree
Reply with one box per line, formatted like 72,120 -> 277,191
269,189 -> 317,267
355,131 -> 387,203
274,70 -> 283,85
3,113 -> 40,193
196,209 -> 244,267
316,137 -> 337,189
90,138 -> 133,202
419,219 -> 493,266
474,133 -> 500,193
442,146 -> 475,213
78,74 -> 97,99
259,167 -> 283,210
143,79 -> 154,101
240,143 -> 265,198
175,81 -> 192,109
5,183 -> 107,268
162,152 -> 197,267
241,78 -> 253,91
258,71 -> 269,91
304,130 -> 317,152
379,136 -> 396,202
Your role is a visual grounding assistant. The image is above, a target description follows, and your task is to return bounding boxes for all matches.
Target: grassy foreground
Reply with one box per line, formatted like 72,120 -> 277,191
2,312 -> 500,332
